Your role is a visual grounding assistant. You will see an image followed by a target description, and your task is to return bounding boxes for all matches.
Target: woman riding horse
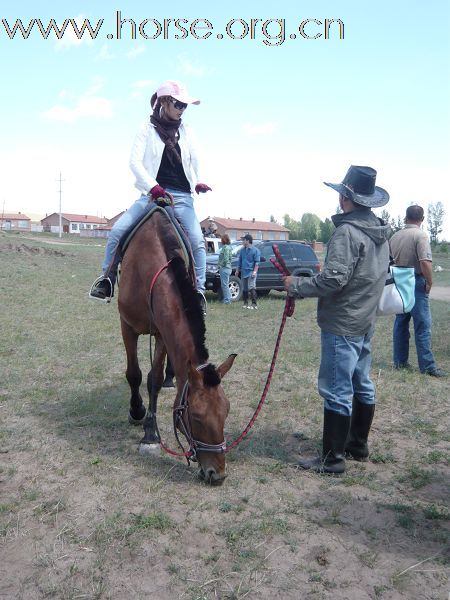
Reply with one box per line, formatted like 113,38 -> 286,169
89,79 -> 211,310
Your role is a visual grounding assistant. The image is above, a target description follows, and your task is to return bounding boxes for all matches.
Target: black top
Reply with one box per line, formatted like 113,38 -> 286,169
156,143 -> 191,193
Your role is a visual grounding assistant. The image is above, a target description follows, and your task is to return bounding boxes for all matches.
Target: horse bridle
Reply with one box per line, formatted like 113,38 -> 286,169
171,364 -> 227,464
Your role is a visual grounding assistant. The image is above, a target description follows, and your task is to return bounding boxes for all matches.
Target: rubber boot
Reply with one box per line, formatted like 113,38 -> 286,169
250,288 -> 258,309
298,409 -> 351,474
345,399 -> 375,461
242,291 -> 249,308
162,358 -> 175,388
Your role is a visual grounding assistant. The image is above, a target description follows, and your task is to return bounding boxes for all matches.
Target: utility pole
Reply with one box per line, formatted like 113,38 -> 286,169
57,172 -> 64,238
1,198 -> 5,230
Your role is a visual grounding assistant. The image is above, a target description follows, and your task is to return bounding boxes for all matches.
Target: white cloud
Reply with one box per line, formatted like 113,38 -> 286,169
129,79 -> 155,101
242,122 -> 277,135
42,84 -> 113,122
54,14 -> 95,50
96,44 -> 114,61
177,54 -> 207,77
126,46 -> 145,59
132,79 -> 155,89
0,143 -> 134,220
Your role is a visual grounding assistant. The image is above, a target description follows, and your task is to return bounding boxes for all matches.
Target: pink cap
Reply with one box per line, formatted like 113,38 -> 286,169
156,80 -> 200,105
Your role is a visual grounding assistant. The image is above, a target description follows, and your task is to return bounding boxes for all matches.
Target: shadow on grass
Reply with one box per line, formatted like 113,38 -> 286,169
30,378 -> 309,479
224,425 -> 314,465
29,380 -> 207,485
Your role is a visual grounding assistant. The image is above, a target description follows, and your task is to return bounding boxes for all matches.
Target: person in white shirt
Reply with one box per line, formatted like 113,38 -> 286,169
89,80 -> 211,303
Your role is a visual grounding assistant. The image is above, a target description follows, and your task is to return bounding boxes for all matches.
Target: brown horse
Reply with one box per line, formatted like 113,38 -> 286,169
118,208 -> 236,485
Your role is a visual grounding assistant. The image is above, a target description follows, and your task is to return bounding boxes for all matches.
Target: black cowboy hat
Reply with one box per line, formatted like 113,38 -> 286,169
324,165 -> 389,208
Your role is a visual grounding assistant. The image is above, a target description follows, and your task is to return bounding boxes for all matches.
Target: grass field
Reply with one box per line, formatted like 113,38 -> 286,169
1,231 -> 449,600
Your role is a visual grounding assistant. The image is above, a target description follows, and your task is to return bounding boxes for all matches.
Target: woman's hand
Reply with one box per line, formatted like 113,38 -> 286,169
148,185 -> 166,201
195,183 -> 212,194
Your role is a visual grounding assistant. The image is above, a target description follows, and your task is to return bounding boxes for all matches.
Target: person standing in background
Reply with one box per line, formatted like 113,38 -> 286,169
389,205 -> 446,377
218,234 -> 233,304
236,234 -> 260,310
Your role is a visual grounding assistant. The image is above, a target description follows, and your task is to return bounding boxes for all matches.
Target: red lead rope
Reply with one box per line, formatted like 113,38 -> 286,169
223,244 -> 295,452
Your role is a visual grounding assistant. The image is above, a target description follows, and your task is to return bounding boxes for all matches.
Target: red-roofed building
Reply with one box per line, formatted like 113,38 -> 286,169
41,213 -> 108,234
79,211 -> 127,238
0,212 -> 31,231
200,216 -> 289,241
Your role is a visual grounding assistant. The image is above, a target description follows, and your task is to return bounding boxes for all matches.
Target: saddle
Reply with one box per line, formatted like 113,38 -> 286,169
115,200 -> 194,284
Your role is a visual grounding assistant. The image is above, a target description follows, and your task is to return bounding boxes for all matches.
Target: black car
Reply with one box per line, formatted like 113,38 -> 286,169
205,239 -> 321,302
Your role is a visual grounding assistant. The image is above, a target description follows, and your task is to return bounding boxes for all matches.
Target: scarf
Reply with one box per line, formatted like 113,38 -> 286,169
150,108 -> 182,166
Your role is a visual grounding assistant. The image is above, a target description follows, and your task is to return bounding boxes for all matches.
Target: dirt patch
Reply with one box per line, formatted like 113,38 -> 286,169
430,286 -> 450,302
1,238 -> 448,600
2,242 -> 69,257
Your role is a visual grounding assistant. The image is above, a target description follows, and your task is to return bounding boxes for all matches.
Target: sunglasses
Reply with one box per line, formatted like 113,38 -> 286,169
169,98 -> 188,110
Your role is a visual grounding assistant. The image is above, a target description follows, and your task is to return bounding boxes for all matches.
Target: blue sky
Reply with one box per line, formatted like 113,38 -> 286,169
1,0 -> 449,236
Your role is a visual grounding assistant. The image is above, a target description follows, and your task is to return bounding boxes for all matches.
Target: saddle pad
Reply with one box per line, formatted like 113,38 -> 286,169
120,204 -> 191,268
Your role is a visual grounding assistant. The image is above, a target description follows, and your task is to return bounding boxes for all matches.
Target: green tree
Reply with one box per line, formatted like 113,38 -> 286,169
381,209 -> 391,223
427,202 -> 445,244
300,213 -> 321,241
390,215 -> 404,233
283,214 -> 301,240
319,218 -> 335,243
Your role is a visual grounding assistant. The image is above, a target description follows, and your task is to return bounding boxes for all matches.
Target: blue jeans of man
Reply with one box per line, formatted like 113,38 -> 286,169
102,189 -> 206,290
242,274 -> 257,291
318,328 -> 376,417
219,267 -> 232,303
393,275 -> 437,373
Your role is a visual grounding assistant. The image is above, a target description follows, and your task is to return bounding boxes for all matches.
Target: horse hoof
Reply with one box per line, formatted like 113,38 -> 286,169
139,443 -> 161,456
128,410 -> 147,425
161,379 -> 175,389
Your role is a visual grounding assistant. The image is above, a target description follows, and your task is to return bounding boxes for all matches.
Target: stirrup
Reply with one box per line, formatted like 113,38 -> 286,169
197,290 -> 207,316
88,275 -> 113,304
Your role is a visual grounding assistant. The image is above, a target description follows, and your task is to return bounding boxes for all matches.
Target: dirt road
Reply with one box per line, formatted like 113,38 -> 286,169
430,286 -> 450,302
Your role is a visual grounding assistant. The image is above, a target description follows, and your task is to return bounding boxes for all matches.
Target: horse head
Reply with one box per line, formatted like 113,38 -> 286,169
184,354 -> 236,485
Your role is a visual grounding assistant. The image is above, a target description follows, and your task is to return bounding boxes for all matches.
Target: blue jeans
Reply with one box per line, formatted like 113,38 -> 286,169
219,267 -> 232,303
103,190 -> 206,290
318,328 -> 376,417
102,194 -> 150,274
242,274 -> 257,292
393,275 -> 436,373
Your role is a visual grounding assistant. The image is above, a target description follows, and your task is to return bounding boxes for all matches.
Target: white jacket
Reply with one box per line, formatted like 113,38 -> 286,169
129,119 -> 203,195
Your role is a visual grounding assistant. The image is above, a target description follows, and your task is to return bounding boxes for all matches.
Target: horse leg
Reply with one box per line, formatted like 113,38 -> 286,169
162,356 -> 175,388
120,319 -> 147,424
140,336 -> 166,447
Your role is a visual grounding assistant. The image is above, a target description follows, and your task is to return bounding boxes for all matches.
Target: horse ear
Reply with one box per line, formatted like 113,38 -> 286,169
187,361 -> 203,387
216,354 -> 237,380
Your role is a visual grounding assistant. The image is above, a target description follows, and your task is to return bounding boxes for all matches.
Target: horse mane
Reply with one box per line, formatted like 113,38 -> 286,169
201,363 -> 221,387
167,255 -> 209,365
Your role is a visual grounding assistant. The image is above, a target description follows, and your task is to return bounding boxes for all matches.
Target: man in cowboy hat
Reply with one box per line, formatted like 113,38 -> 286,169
284,165 -> 391,474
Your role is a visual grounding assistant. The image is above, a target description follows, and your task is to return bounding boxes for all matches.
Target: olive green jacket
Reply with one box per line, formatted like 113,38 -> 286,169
288,209 -> 391,336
